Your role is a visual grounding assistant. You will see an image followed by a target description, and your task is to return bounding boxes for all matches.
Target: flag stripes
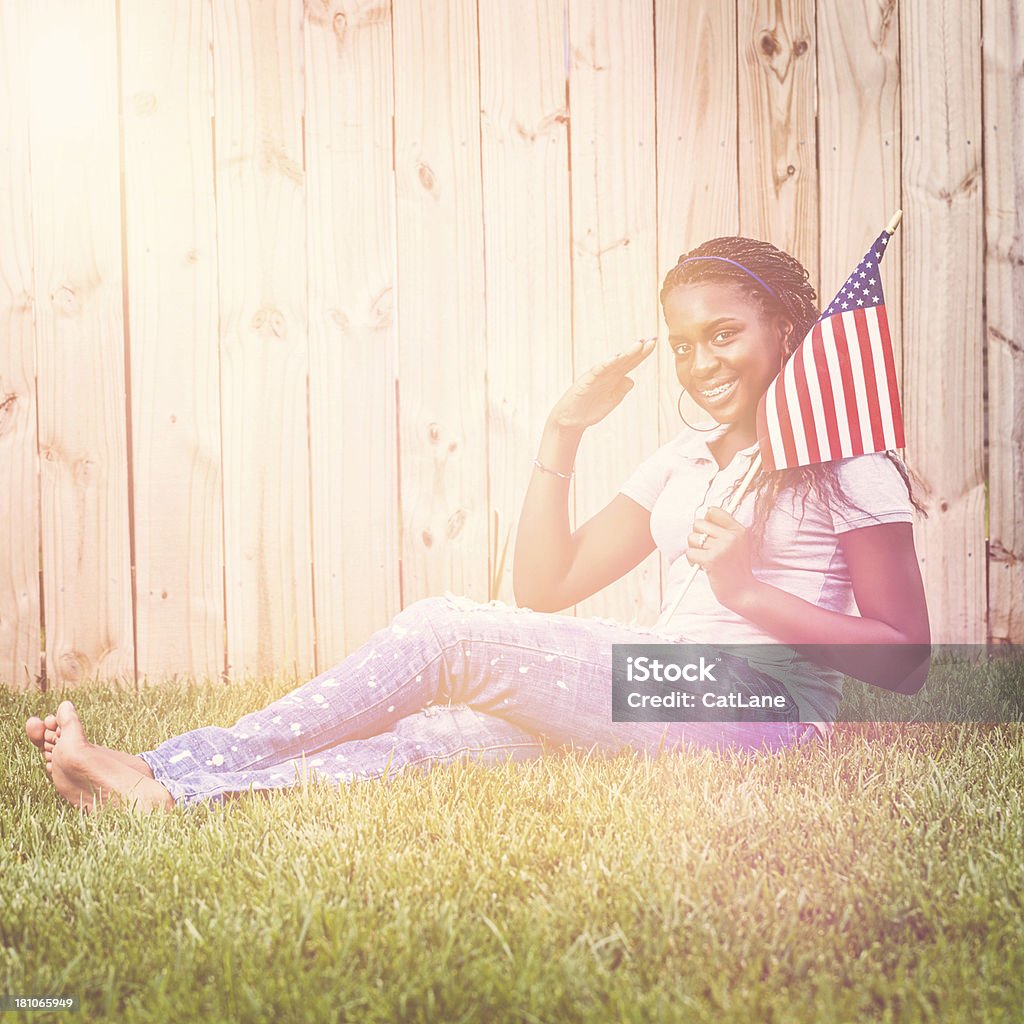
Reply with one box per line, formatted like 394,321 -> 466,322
756,229 -> 905,471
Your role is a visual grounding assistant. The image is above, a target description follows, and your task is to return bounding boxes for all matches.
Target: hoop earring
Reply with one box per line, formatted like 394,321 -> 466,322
779,325 -> 794,371
677,390 -> 719,432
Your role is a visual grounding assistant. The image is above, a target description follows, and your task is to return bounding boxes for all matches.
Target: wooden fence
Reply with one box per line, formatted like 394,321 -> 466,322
1,0 -> 1021,691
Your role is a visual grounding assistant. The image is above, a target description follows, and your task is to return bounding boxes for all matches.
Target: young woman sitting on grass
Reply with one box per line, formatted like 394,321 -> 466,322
26,235 -> 931,814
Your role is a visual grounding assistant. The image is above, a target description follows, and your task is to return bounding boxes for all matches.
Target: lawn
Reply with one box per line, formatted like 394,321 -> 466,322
2,661 -> 1022,1024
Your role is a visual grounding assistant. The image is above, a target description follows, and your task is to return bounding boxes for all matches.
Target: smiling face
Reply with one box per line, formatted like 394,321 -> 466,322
663,281 -> 792,435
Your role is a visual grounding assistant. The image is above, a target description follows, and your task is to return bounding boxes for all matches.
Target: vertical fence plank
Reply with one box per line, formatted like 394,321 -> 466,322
121,0 -> 224,685
983,0 -> 1024,644
654,0 -> 740,620
816,4 -> 913,606
0,0 -> 41,690
478,0 -> 570,606
901,0 -> 985,643
817,2 -> 902,364
213,1 -> 314,682
304,1 -> 399,664
568,0 -> 659,626
392,0 -> 488,603
28,0 -> 134,687
738,1 -> 818,280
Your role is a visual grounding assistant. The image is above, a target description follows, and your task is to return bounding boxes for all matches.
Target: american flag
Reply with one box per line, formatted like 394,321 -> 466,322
755,227 -> 905,471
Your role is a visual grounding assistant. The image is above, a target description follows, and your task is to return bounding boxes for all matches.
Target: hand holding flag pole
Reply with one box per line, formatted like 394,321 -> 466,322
661,210 -> 905,625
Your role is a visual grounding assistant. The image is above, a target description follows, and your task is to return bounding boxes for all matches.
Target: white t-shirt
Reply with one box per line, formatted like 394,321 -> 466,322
617,422 -> 916,722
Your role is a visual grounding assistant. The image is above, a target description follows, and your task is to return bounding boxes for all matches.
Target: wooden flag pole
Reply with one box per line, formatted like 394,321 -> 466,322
885,208 -> 903,234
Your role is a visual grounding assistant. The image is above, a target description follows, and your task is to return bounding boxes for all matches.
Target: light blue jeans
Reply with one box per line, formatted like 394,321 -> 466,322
137,594 -> 817,807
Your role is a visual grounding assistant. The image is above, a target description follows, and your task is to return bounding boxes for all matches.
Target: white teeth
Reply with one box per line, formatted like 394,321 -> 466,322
699,380 -> 737,398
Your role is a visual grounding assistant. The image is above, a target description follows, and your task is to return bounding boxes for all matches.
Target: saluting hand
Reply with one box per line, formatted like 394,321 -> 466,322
548,337 -> 657,432
685,506 -> 756,611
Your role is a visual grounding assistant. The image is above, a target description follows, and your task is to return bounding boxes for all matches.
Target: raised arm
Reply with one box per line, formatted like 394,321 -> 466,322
513,338 -> 658,613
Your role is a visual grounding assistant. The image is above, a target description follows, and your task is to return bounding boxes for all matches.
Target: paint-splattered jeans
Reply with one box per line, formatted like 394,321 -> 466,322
137,594 -> 818,807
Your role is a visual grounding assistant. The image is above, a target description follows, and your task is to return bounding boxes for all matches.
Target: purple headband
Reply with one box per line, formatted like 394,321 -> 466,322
675,256 -> 780,303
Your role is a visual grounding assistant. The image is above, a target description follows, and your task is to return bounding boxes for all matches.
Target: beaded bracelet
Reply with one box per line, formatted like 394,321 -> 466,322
533,457 -> 574,480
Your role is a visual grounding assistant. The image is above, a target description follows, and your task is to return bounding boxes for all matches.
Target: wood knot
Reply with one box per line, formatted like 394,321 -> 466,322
185,248 -> 200,264
428,423 -> 440,443
252,306 -> 286,339
370,286 -> 393,329
0,392 -> 17,437
329,307 -> 352,333
990,540 -> 1020,566
759,33 -> 780,57
421,528 -> 433,548
794,39 -> 809,56
512,120 -> 529,141
333,11 -> 347,43
417,161 -> 437,193
259,142 -> 304,185
939,500 -> 949,512
60,649 -> 88,681
53,285 -> 81,316
303,1 -> 331,28
132,92 -> 157,116
787,164 -> 796,176
446,509 -> 466,539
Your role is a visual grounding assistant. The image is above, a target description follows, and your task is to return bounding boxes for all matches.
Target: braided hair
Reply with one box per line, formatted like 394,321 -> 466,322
660,235 -> 925,553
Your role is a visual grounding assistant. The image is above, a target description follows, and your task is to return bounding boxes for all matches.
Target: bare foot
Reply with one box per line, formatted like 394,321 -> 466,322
27,712 -> 154,779
50,701 -> 174,815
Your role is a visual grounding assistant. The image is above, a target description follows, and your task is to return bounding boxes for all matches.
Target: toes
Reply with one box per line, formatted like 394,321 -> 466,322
45,728 -> 58,745
25,716 -> 46,746
55,701 -> 85,742
45,714 -> 58,730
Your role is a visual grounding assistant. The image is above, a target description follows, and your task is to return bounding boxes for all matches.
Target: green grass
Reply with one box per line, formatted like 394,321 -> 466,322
2,670 -> 1023,1024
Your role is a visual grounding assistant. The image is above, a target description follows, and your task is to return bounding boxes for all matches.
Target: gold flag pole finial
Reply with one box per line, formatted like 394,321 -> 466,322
885,209 -> 903,234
